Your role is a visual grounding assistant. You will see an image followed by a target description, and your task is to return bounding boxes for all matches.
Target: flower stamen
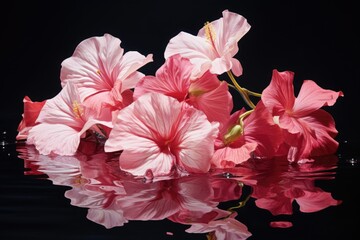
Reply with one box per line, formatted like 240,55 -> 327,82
72,100 -> 84,119
204,21 -> 217,52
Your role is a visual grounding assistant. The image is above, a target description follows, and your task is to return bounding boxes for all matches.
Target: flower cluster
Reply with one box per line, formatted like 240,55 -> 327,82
17,9 -> 344,178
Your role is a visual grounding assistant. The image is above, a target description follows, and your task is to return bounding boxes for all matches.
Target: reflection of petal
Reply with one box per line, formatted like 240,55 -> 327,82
16,140 -> 342,237
297,191 -> 342,213
186,213 -> 252,240
269,221 -> 293,228
87,208 -> 127,229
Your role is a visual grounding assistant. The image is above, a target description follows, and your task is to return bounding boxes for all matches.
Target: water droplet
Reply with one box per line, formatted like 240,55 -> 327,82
0,131 -> 8,146
346,158 -> 358,166
142,169 -> 154,183
223,172 -> 233,178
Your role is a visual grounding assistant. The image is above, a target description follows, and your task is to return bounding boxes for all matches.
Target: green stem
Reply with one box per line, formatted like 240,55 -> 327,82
226,71 -> 256,109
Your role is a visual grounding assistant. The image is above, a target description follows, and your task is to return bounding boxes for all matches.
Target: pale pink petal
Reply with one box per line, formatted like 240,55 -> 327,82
167,9 -> 250,78
82,91 -> 114,116
27,123 -> 81,155
175,107 -> 219,173
60,33 -> 152,115
104,93 -> 182,176
28,82 -> 111,155
209,57 -> 232,75
60,33 -> 124,99
164,31 -> 215,78
201,9 -> 251,58
87,209 -> 127,229
186,214 -> 252,240
120,150 -> 175,176
118,51 -> 153,89
35,82 -> 85,129
176,176 -> 216,212
105,93 -> 218,176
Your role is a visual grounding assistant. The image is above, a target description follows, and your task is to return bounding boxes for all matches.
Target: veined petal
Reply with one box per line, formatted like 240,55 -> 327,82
60,33 -> 152,114
28,123 -> 81,155
36,82 -> 85,129
243,101 -> 283,158
175,107 -> 219,173
293,80 -> 344,117
133,54 -> 192,101
189,80 -> 233,124
262,69 -> 296,114
208,9 -> 251,57
106,93 -> 218,177
104,93 -> 182,176
211,143 -> 257,168
293,109 -> 339,160
60,34 -> 124,100
118,51 -> 153,86
164,31 -> 215,78
120,150 -> 175,176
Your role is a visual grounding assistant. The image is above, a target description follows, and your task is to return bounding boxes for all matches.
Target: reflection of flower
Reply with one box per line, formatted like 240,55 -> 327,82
17,144 -> 251,238
219,155 -> 342,218
186,212 -> 251,240
17,9 -> 343,177
17,143 -> 342,237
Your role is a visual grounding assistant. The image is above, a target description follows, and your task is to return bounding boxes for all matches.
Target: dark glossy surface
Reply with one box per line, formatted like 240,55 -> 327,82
1,1 -> 359,239
1,136 -> 358,240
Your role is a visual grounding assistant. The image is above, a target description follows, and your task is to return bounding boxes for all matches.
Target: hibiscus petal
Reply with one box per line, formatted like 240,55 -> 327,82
261,69 -> 296,114
164,31 -> 215,78
133,54 -> 192,101
28,123 -> 81,155
190,80 -> 233,124
120,150 -> 175,176
118,51 -> 153,89
36,82 -> 84,129
175,107 -> 219,173
293,80 -> 344,116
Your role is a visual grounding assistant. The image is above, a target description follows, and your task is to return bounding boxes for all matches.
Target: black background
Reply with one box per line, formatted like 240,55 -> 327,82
1,1 -> 359,239
1,0 -> 358,146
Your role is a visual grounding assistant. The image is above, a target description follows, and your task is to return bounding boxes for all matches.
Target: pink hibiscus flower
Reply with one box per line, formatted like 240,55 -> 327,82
164,9 -> 251,79
60,33 -> 153,118
104,92 -> 219,177
211,101 -> 283,168
16,96 -> 46,140
261,69 -> 344,163
133,54 -> 233,125
27,81 -> 112,155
